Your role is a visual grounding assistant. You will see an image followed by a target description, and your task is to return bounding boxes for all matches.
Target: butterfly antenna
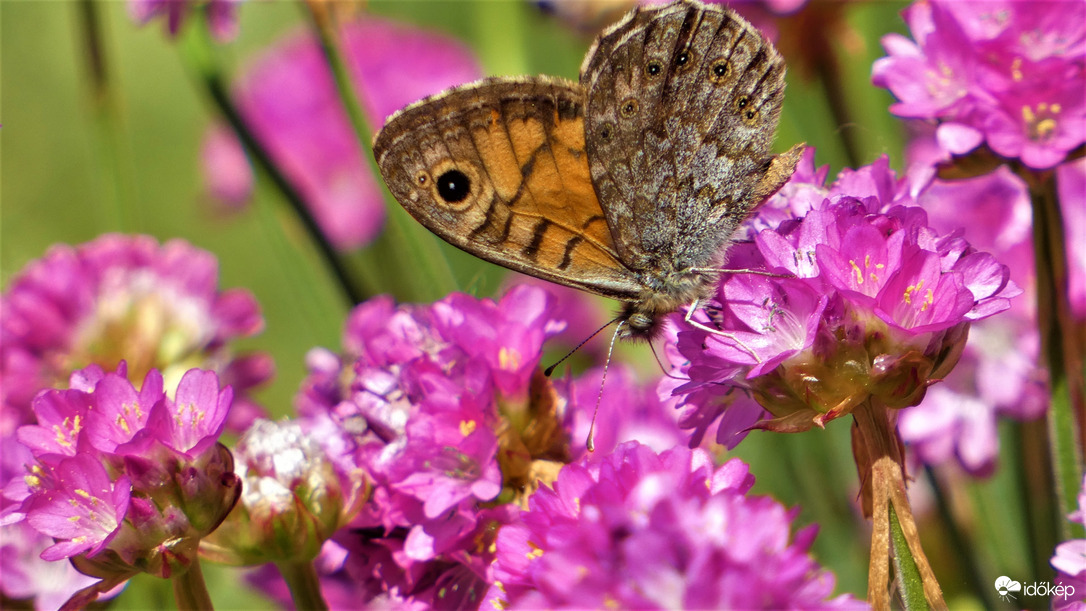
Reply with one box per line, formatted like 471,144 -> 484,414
544,315 -> 621,377
646,340 -> 686,381
586,319 -> 625,452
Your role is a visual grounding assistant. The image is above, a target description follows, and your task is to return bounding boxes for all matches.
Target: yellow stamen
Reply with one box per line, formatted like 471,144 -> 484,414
498,347 -> 520,370
460,420 -> 477,436
849,260 -> 863,285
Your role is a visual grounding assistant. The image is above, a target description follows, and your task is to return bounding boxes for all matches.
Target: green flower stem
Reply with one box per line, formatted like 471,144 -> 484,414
275,561 -> 329,611
75,0 -> 135,230
302,4 -> 459,301
889,503 -> 926,611
177,12 -> 367,306
1023,165 -> 1085,541
853,402 -> 945,610
173,557 -> 214,611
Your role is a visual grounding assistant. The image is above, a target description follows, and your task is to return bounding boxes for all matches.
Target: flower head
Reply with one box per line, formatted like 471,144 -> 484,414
202,18 -> 482,250
664,155 -> 1018,442
281,285 -> 569,607
5,365 -> 241,608
872,0 -> 1086,169
0,234 -> 271,437
486,442 -> 858,609
199,418 -> 366,566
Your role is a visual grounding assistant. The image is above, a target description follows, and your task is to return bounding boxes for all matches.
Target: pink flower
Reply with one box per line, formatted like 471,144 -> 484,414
25,454 -> 131,562
486,442 -> 859,609
282,286 -> 567,606
128,0 -> 242,42
5,365 -> 241,608
664,154 -> 1018,441
0,234 -> 271,437
872,0 -> 1086,169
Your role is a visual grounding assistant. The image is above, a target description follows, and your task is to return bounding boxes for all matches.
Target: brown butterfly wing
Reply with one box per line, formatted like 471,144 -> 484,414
580,0 -> 803,274
373,77 -> 644,300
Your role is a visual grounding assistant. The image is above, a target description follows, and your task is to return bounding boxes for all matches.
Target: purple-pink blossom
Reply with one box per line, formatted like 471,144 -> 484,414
202,18 -> 483,250
486,442 -> 858,609
0,234 -> 271,438
872,0 -> 1085,169
663,153 -> 1018,443
279,285 -> 569,607
3,364 -> 241,608
25,454 -> 131,562
128,0 -> 242,42
266,283 -> 702,607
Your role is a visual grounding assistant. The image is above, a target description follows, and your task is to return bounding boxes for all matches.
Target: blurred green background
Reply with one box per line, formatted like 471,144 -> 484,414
7,1 -> 1043,610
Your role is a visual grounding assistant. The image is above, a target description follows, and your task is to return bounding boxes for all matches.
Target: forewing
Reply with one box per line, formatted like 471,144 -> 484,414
374,77 -> 642,300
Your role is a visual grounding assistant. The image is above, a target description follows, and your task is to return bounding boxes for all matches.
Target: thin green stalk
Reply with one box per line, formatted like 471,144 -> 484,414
172,557 -> 214,611
813,40 -> 861,169
275,561 -> 329,611
1024,166 -> 1085,540
177,11 -> 366,306
1015,417 -> 1059,584
923,466 -> 997,609
76,0 -> 135,230
302,4 -> 458,301
890,503 -> 927,611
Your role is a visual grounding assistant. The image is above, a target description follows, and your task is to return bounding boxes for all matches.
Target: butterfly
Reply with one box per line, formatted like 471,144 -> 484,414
374,0 -> 804,344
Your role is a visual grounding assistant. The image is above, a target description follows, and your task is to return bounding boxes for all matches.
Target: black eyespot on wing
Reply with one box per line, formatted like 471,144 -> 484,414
436,169 -> 471,203
676,50 -> 690,66
710,60 -> 729,83
599,122 -> 614,141
647,59 -> 662,75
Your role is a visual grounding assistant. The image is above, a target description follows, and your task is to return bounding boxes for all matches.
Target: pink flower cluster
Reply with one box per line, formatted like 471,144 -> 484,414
663,152 -> 1018,450
872,0 -> 1085,169
0,234 -> 271,438
2,365 -> 239,609
487,442 -> 860,609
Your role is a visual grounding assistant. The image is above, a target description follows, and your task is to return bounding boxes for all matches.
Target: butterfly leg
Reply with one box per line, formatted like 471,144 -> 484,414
683,299 -> 762,362
690,267 -> 792,279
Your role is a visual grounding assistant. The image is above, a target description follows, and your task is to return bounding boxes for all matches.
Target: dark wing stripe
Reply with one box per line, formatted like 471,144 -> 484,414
558,236 -> 583,271
581,214 -> 606,229
522,218 -> 552,261
469,196 -> 500,239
